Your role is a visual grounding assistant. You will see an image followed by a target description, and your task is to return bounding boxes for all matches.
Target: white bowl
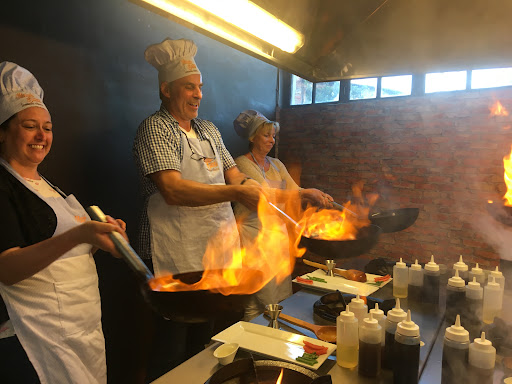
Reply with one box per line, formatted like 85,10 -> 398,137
213,342 -> 239,365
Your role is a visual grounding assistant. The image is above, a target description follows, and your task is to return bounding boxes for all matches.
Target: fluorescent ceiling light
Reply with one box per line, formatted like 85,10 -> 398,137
140,0 -> 304,54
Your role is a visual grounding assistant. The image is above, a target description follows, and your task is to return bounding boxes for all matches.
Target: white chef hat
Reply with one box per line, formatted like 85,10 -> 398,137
0,61 -> 48,125
233,110 -> 277,140
144,38 -> 201,84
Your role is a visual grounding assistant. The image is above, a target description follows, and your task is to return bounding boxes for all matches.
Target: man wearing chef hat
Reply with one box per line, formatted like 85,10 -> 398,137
133,38 -> 261,375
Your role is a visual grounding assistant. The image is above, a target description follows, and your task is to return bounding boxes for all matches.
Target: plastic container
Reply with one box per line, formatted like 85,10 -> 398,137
464,277 -> 483,338
383,298 -> 407,370
408,259 -> 424,303
453,255 -> 469,282
358,312 -> 382,377
337,304 -> 359,368
490,266 -> 505,290
445,269 -> 466,324
350,294 -> 368,324
468,263 -> 486,286
394,310 -> 420,384
370,303 -> 386,350
423,255 -> 440,304
393,258 -> 409,299
468,332 -> 496,384
441,315 -> 469,384
482,276 -> 502,324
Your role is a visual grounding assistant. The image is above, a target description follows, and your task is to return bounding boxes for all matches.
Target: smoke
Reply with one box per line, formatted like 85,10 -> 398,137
470,211 -> 512,261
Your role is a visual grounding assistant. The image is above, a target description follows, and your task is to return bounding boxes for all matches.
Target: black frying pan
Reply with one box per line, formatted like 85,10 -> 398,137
87,206 -> 256,319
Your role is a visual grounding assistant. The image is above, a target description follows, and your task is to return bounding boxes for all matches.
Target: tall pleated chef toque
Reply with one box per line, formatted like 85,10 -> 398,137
233,110 -> 274,140
144,38 -> 201,84
0,61 -> 48,125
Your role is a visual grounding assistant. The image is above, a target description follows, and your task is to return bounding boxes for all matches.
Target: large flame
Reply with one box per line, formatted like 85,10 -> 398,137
149,183 -> 376,294
490,100 -> 509,117
503,146 -> 512,206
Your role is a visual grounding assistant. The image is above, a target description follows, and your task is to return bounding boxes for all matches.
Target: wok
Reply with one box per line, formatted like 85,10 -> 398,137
267,202 -> 382,259
87,206 -> 256,320
486,201 -> 512,227
332,202 -> 419,233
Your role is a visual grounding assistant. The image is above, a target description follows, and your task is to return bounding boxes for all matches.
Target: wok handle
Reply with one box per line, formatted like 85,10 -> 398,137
87,206 -> 154,283
302,259 -> 347,277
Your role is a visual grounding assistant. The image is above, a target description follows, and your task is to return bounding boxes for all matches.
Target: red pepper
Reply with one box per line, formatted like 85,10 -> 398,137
374,274 -> 391,282
303,340 -> 328,355
296,276 -> 314,284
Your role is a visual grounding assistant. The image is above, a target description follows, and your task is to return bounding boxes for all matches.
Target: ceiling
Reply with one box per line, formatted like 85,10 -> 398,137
138,0 -> 512,82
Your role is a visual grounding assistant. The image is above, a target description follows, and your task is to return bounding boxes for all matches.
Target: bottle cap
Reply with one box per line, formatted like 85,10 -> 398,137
453,255 -> 468,272
369,303 -> 385,320
472,331 -> 493,350
395,257 -> 407,268
490,266 -> 503,278
448,269 -> 466,288
397,310 -> 420,337
424,255 -> 439,272
471,263 -> 483,274
486,275 -> 500,289
362,312 -> 380,329
339,304 -> 356,321
445,315 -> 469,342
410,259 -> 422,271
467,277 -> 482,290
386,298 -> 407,322
350,294 -> 365,309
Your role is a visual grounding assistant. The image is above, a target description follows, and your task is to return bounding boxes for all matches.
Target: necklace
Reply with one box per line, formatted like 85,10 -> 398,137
250,151 -> 267,179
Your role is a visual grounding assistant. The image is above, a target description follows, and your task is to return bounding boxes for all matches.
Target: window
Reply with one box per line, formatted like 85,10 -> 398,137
350,78 -> 377,100
291,74 -> 312,105
425,71 -> 467,93
315,81 -> 340,103
471,67 -> 512,89
381,75 -> 412,98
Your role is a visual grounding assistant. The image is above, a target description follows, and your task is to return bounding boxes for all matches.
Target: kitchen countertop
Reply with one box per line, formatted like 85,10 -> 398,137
152,275 -> 468,384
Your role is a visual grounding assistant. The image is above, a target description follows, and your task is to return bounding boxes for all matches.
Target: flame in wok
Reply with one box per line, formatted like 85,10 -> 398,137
503,146 -> 512,206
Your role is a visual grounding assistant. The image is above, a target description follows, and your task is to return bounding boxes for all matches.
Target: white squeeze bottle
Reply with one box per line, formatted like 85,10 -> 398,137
468,332 -> 496,384
337,304 -> 359,368
393,258 -> 409,298
490,266 -> 505,290
468,263 -> 486,286
350,294 -> 368,323
453,255 -> 469,282
482,276 -> 502,324
370,303 -> 386,353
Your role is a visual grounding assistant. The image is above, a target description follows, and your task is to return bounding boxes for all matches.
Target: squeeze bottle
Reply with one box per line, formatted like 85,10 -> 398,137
468,332 -> 495,384
453,255 -> 469,282
350,294 -> 368,323
369,303 -> 386,351
393,310 -> 420,384
423,255 -> 440,304
393,258 -> 409,298
382,298 -> 407,370
358,312 -> 382,377
468,263 -> 486,286
482,276 -> 502,324
441,315 -> 469,384
408,259 -> 424,303
445,269 -> 466,325
464,277 -> 483,338
336,304 -> 359,368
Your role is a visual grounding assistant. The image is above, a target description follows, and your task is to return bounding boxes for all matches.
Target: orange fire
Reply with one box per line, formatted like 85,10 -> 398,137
503,146 -> 512,206
275,368 -> 284,384
150,183 -> 376,294
490,100 -> 509,117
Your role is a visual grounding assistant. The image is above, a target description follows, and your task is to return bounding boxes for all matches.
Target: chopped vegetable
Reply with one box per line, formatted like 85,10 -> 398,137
374,274 -> 391,282
296,276 -> 314,284
306,275 -> 327,283
296,354 -> 318,366
303,340 -> 329,355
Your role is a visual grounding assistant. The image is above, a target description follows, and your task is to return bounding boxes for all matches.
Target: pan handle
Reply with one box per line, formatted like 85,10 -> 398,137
86,205 -> 154,283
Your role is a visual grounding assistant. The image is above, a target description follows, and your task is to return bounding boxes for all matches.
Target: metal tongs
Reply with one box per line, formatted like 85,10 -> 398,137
86,205 -> 154,283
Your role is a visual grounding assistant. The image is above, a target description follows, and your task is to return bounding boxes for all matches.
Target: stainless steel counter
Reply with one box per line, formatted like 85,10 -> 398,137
152,282 -> 451,384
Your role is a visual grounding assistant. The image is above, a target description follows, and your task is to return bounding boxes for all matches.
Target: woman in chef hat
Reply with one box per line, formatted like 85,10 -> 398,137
233,110 -> 333,320
0,61 -> 127,384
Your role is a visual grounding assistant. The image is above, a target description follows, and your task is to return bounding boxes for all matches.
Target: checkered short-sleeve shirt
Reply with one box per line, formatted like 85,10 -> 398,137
132,105 -> 236,259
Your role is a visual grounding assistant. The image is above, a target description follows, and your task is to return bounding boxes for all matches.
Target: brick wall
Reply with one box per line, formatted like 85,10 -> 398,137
278,88 -> 512,269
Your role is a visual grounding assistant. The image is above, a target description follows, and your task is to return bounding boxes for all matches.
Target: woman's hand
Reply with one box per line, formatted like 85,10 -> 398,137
75,217 -> 128,258
301,188 -> 334,208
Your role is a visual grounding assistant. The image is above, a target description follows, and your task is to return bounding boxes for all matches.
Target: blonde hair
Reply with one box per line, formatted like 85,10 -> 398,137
250,121 -> 280,141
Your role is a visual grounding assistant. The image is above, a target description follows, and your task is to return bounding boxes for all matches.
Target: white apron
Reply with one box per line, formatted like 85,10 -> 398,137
0,161 -> 106,384
148,131 -> 240,276
239,160 -> 292,319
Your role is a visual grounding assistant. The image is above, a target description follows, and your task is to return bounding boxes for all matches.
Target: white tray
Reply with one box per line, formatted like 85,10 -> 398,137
211,321 -> 336,370
293,269 -> 392,296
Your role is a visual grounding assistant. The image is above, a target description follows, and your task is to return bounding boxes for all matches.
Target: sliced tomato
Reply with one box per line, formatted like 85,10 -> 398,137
296,276 -> 314,284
